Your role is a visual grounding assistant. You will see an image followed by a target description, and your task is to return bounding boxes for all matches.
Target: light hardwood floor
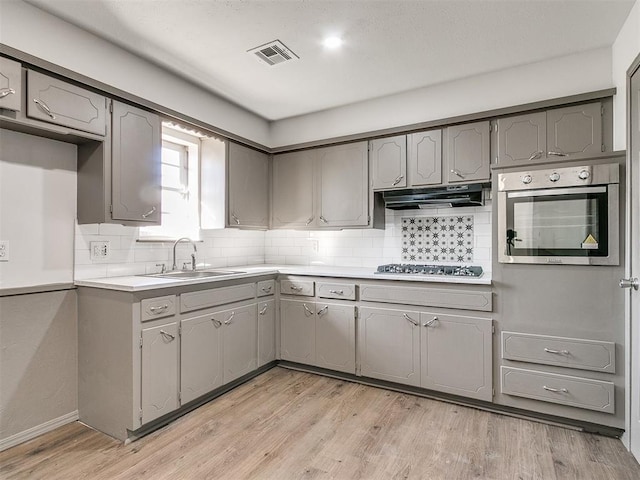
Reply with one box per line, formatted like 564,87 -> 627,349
1,367 -> 639,480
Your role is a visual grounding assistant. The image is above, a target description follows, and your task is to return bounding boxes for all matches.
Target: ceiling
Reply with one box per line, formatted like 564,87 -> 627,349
26,0 -> 635,121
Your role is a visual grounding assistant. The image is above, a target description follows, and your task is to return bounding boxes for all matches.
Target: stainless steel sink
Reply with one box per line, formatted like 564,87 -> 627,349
141,269 -> 244,279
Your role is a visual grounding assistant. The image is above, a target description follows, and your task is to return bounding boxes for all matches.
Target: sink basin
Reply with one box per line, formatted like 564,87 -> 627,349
142,270 -> 244,279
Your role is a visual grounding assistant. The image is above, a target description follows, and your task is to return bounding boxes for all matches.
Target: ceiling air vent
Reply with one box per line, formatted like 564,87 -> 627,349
248,40 -> 299,66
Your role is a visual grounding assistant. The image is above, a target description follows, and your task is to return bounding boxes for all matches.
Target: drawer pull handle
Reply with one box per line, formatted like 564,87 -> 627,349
543,385 -> 568,394
261,286 -> 272,293
224,312 -> 235,325
303,304 -> 313,316
317,305 -> 329,316
403,313 -> 418,326
547,151 -> 568,157
259,305 -> 268,315
142,206 -> 157,219
320,215 -> 328,224
160,330 -> 175,341
305,216 -> 314,226
392,175 -> 404,186
0,88 -> 16,99
544,348 -> 570,355
231,213 -> 240,225
329,289 -> 344,295
33,98 -> 56,119
149,305 -> 169,313
450,169 -> 465,179
423,316 -> 438,327
290,285 -> 303,292
527,150 -> 544,161
212,319 -> 222,328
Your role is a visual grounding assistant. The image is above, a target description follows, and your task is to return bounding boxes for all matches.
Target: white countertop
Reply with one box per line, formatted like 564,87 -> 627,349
74,264 -> 492,292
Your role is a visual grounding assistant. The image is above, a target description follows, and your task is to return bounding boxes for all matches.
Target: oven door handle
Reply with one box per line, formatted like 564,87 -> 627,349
507,186 -> 607,198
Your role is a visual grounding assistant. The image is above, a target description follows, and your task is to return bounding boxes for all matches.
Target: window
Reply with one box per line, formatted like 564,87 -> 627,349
139,126 -> 201,241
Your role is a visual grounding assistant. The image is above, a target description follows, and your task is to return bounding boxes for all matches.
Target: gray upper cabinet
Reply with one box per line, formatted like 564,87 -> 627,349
408,129 -> 442,186
370,135 -> 407,190
547,102 -> 603,158
272,150 -> 315,228
0,57 -> 21,111
227,142 -> 269,229
496,112 -> 547,164
111,101 -> 161,223
26,70 -> 107,135
447,121 -> 491,183
317,142 -> 369,227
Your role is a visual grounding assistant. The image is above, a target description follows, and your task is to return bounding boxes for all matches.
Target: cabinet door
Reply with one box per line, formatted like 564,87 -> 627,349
111,101 -> 161,224
370,135 -> 407,190
272,151 -> 315,228
26,70 -> 107,135
447,121 -> 490,183
280,299 -> 316,365
180,312 -> 223,405
222,304 -> 257,384
408,130 -> 442,186
317,142 -> 369,227
546,102 -> 602,158
227,142 -> 269,228
358,307 -> 420,387
315,303 -> 356,374
420,313 -> 492,401
496,112 -> 546,165
0,57 -> 21,112
141,322 -> 178,425
257,299 -> 276,367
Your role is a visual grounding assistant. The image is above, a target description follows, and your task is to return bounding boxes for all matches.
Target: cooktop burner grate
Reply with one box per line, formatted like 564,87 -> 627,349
376,264 -> 483,277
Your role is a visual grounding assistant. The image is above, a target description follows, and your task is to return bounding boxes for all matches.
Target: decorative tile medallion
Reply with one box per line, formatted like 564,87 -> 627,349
401,215 -> 474,263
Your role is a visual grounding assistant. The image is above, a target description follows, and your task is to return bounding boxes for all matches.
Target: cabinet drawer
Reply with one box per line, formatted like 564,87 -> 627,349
181,283 -> 255,313
27,70 -> 107,135
317,282 -> 356,300
281,279 -> 315,296
257,280 -> 275,297
141,295 -> 177,322
0,57 -> 21,112
501,366 -> 614,414
360,284 -> 492,312
502,332 -> 615,373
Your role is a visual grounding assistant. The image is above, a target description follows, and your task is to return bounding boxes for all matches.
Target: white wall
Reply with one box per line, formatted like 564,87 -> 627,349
0,0 -> 270,147
613,0 -> 640,150
270,48 -> 613,147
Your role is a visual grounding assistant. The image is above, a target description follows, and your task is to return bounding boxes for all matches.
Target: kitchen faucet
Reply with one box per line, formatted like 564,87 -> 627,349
172,237 -> 197,271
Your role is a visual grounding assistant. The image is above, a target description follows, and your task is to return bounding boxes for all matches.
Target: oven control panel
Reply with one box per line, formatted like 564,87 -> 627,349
498,163 -> 619,192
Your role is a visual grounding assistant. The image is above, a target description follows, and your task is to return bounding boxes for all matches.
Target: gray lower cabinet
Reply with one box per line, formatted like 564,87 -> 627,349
222,304 -> 258,384
141,322 -> 179,425
272,150 -> 315,228
420,313 -> 493,401
315,303 -> 356,374
447,121 -> 491,183
371,135 -> 407,190
358,307 -> 421,387
180,311 -> 224,405
280,299 -> 316,364
227,142 -> 269,228
408,129 -> 442,186
258,299 -> 276,367
0,57 -> 21,111
26,69 -> 107,135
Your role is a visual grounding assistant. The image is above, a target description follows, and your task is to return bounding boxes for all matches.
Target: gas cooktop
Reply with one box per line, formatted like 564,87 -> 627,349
376,264 -> 484,277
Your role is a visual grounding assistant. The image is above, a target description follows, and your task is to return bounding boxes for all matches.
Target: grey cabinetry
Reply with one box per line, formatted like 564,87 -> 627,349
495,102 -> 604,165
371,135 -> 407,190
141,322 -> 179,425
315,303 -> 356,374
227,142 -> 269,228
358,307 -> 421,387
408,129 -> 442,186
280,299 -> 316,364
257,299 -> 276,367
420,313 -> 493,401
26,70 -> 107,135
222,304 -> 257,384
316,142 -> 369,227
447,121 -> 491,183
180,311 -> 223,405
0,57 -> 21,111
272,150 -> 315,228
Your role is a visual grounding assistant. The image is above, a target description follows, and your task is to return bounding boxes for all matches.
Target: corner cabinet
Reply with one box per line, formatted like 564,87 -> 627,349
272,141 -> 370,229
77,100 -> 162,225
227,142 -> 270,229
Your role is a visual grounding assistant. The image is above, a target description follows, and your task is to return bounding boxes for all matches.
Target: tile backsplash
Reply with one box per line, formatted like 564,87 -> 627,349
401,215 -> 474,263
74,202 -> 492,279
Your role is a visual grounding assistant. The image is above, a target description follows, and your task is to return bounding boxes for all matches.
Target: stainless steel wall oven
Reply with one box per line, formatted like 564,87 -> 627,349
498,163 -> 619,265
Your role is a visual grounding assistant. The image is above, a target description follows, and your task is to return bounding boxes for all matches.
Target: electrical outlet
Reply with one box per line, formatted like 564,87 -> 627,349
90,241 -> 110,261
0,240 -> 8,262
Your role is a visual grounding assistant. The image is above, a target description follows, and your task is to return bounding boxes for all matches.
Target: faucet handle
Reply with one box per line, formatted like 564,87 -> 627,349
155,263 -> 166,273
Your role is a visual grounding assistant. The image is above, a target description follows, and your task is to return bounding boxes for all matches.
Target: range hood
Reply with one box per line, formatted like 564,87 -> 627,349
382,184 -> 486,210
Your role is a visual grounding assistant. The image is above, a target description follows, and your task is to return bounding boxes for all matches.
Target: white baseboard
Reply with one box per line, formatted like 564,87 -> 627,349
0,410 -> 79,452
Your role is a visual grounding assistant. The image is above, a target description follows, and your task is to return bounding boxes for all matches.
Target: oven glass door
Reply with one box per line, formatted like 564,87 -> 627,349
505,186 -> 609,258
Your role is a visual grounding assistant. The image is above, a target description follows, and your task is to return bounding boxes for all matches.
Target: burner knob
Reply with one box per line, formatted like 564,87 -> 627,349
549,172 -> 560,183
521,174 -> 532,185
578,169 -> 590,180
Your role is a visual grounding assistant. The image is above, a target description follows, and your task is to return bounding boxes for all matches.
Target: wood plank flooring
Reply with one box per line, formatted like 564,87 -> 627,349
1,367 -> 639,479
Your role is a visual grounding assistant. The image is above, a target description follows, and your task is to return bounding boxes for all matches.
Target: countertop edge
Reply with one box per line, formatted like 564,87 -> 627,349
0,282 -> 77,297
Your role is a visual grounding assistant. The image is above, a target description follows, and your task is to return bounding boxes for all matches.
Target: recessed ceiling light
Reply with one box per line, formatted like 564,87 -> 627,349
323,36 -> 343,49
